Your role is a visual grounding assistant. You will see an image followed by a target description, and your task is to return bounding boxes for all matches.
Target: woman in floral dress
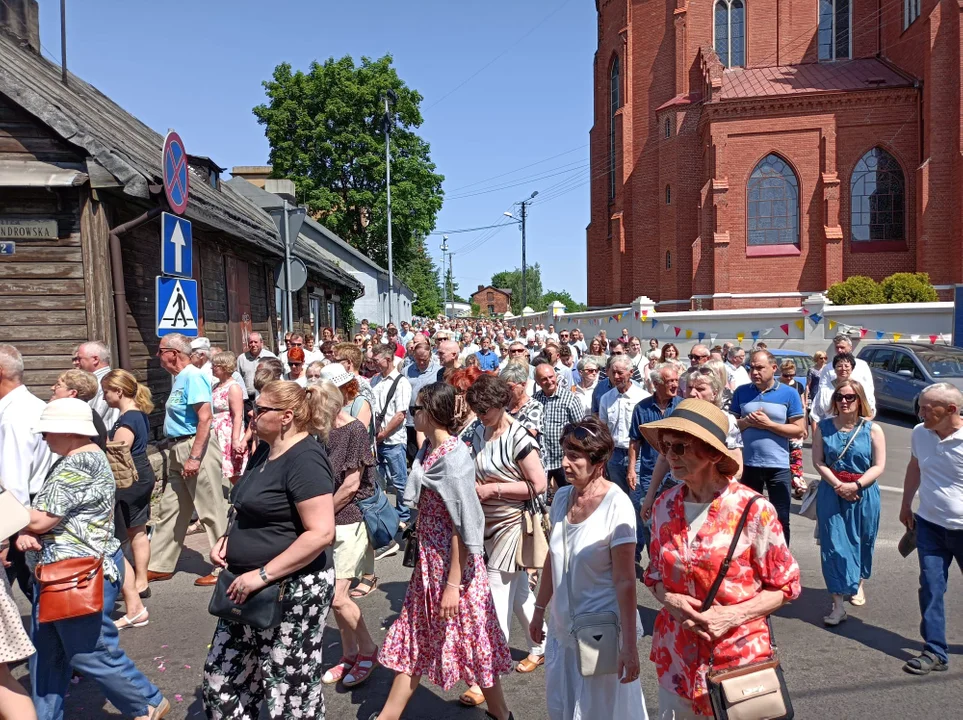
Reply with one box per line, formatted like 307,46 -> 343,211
211,352 -> 248,484
373,383 -> 515,720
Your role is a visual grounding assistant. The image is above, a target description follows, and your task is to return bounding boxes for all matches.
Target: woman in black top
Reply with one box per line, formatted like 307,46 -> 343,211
203,380 -> 336,720
102,369 -> 157,630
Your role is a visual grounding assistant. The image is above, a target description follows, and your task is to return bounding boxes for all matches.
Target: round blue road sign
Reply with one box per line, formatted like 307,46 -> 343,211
163,131 -> 189,215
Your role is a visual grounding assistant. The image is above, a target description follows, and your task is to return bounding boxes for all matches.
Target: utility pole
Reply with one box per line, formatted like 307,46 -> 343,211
383,90 -> 398,324
282,198 -> 292,332
448,252 -> 454,319
520,200 -> 528,312
440,235 -> 449,317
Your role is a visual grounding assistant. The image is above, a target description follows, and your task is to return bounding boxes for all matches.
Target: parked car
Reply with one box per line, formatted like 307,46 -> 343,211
745,349 -> 815,390
858,343 -> 963,416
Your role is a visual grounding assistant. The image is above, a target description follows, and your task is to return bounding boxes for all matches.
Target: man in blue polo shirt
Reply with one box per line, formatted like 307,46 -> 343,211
628,363 -> 681,561
731,349 -> 806,544
475,336 -> 501,372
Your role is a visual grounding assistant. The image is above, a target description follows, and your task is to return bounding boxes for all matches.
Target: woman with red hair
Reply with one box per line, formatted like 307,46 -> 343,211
447,366 -> 486,447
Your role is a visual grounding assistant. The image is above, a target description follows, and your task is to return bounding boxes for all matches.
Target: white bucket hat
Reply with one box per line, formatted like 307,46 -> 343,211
34,397 -> 98,437
319,363 -> 354,388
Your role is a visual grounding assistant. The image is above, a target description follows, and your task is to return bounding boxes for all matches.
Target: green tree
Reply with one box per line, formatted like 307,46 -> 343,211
826,276 -> 885,305
491,264 -> 544,315
540,290 -> 586,313
254,55 -> 445,274
880,272 -> 939,303
400,238 -> 442,317
443,265 -> 460,307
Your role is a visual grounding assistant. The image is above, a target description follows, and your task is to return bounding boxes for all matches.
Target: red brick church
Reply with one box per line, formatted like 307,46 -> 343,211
587,0 -> 959,309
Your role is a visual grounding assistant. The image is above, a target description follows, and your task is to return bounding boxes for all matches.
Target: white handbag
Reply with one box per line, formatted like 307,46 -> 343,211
562,491 -> 620,677
0,484 -> 30,540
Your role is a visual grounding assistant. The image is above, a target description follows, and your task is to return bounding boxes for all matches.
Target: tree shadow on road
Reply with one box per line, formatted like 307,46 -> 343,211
777,586 -> 963,661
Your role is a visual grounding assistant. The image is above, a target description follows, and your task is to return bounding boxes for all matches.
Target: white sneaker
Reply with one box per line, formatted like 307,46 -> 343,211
849,585 -> 866,606
823,605 -> 848,626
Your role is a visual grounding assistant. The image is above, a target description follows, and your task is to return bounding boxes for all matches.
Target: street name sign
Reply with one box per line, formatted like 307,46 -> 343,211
162,131 -> 189,215
0,218 -> 57,239
160,212 -> 193,278
156,276 -> 198,337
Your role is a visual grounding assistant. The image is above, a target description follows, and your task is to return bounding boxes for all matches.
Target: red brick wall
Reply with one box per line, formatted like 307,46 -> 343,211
470,288 -> 511,316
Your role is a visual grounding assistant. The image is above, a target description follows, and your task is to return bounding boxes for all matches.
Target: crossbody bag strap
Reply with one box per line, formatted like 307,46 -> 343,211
375,374 -> 403,428
829,418 -> 865,472
562,488 -> 576,623
700,495 -> 762,613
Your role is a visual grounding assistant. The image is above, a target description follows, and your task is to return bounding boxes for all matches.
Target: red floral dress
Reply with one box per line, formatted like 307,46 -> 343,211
378,437 -> 513,690
643,481 -> 801,716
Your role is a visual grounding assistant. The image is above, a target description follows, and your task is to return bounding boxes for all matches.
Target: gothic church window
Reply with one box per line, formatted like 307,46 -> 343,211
818,0 -> 850,60
747,154 -> 799,247
714,0 -> 745,67
851,148 -> 905,243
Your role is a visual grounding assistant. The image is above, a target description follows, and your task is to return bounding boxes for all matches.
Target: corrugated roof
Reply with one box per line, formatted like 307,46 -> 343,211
717,59 -> 915,101
0,30 -> 349,287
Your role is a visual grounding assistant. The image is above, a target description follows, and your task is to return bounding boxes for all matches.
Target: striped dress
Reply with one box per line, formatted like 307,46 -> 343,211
470,418 -> 540,572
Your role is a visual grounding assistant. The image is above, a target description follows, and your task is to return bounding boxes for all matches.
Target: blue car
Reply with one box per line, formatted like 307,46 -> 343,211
858,343 -> 963,416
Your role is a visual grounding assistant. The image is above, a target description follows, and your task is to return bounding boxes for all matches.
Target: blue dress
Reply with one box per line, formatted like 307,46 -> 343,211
816,419 -> 881,595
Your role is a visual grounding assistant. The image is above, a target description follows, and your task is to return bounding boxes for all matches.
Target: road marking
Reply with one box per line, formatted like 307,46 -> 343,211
802,472 -> 902,494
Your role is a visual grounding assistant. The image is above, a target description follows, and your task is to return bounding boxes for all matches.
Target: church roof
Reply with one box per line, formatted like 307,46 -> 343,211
717,59 -> 916,101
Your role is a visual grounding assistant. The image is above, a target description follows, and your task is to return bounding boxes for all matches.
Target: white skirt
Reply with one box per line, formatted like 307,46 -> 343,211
544,634 -> 648,720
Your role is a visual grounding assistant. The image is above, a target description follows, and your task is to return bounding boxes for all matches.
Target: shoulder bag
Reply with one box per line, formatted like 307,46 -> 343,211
355,472 -> 400,551
207,463 -> 287,630
0,484 -> 29,540
105,440 -> 139,489
563,488 -> 621,676
799,419 -> 864,521
703,495 -> 794,720
516,476 -> 550,569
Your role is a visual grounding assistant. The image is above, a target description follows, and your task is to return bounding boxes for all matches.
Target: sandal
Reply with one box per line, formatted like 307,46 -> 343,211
343,651 -> 379,688
115,607 -> 149,629
459,686 -> 485,707
903,650 -> 948,675
516,655 -> 545,673
321,656 -> 356,685
350,575 -> 379,599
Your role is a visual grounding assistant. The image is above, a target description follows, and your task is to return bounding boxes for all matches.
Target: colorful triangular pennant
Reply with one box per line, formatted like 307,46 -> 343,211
736,333 -> 744,343
828,320 -> 837,330
698,332 -> 706,343
860,328 -> 869,338
674,327 -> 682,337
751,331 -> 760,341
930,335 -> 938,344
685,329 -> 693,340
876,331 -> 885,340
794,319 -> 805,332
780,324 -> 790,335
810,313 -> 823,325
911,334 -> 920,342
893,333 -> 902,342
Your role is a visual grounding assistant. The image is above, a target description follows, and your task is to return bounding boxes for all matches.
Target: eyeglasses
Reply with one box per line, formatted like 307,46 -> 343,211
659,440 -> 692,457
781,373 -> 795,379
583,368 -> 599,374
833,393 -> 858,403
689,354 -> 709,361
509,348 -> 528,354
563,425 -> 600,442
156,347 -> 178,356
253,405 -> 284,417
289,342 -> 303,347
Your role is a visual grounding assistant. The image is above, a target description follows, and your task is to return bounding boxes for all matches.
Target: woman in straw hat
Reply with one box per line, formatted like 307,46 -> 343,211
16,398 -> 169,720
640,399 -> 800,719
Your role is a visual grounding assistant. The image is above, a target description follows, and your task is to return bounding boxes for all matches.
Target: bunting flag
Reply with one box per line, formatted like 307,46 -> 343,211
642,310 -> 649,318
930,335 -> 938,344
751,331 -> 760,341
651,319 -> 658,329
674,327 -> 682,337
828,320 -> 838,330
710,333 -> 718,343
794,319 -> 805,332
801,308 -> 811,315
876,331 -> 885,340
859,328 -> 869,338
893,333 -> 902,342
685,329 -> 693,339
737,333 -> 745,343
698,332 -> 706,343
634,311 -> 639,320
780,324 -> 790,335
810,313 -> 823,325
911,334 -> 920,342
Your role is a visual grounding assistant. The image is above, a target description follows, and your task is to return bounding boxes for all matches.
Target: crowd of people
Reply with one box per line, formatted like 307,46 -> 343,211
0,313 -> 957,719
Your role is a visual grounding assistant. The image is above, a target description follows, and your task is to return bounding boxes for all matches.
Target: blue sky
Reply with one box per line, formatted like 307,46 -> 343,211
37,0 -> 596,303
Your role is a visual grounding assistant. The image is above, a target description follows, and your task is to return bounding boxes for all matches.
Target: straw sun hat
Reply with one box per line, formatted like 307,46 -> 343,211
33,397 -> 98,437
639,398 -> 740,477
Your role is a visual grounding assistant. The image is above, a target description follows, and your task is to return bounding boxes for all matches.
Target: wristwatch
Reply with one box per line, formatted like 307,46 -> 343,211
189,454 -> 202,462
258,567 -> 270,583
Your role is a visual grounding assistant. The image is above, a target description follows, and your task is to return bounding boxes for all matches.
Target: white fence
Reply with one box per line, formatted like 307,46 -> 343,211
506,294 -> 954,355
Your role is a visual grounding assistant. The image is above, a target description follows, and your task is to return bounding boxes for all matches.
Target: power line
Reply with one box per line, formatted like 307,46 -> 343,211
444,143 -> 588,193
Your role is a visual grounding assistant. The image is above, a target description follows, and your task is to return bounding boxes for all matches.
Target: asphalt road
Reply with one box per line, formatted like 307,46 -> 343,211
13,409 -> 962,719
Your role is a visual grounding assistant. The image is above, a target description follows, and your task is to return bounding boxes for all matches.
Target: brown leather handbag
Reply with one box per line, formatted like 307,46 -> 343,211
34,555 -> 105,623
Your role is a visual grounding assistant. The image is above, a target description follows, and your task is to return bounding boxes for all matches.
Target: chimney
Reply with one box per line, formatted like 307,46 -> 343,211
0,0 -> 40,54
477,285 -> 484,292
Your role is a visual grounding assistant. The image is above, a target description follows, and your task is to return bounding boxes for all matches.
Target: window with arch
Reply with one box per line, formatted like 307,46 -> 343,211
851,148 -> 905,243
609,56 -> 621,200
818,0 -> 850,60
714,0 -> 745,67
904,0 -> 920,27
665,185 -> 671,205
747,154 -> 799,247
666,250 -> 672,269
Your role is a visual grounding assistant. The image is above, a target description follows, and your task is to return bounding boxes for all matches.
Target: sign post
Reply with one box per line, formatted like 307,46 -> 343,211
156,130 -> 197,336
160,212 -> 193,278
156,277 -> 199,336
162,131 -> 189,215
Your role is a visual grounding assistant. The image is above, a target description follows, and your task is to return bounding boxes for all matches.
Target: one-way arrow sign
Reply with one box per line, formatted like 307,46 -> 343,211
161,212 -> 192,279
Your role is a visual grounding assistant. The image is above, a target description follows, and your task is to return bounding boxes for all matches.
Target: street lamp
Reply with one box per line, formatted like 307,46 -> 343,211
382,89 -> 398,323
440,235 -> 449,317
505,190 -> 538,312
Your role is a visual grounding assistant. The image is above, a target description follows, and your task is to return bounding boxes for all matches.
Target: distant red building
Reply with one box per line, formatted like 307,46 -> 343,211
471,286 -> 512,316
588,0 -> 956,310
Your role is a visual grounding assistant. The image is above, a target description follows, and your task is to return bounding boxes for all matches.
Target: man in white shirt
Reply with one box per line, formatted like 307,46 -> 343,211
900,383 -> 963,676
399,321 -> 415,347
535,324 -> 548,342
818,334 -> 875,403
0,344 -> 53,594
371,343 -> 413,551
236,332 -> 277,411
726,346 -> 751,389
77,340 -> 119,429
459,331 -> 480,362
599,355 -> 651,499
546,324 -> 559,343
190,336 -> 215,388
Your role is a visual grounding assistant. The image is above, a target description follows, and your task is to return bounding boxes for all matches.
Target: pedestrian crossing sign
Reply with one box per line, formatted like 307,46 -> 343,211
156,276 -> 199,337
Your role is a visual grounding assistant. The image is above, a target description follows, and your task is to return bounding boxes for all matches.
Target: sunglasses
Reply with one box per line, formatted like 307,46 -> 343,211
254,405 -> 284,417
583,368 -> 599,374
833,393 -> 858,403
289,363 -> 303,368
509,348 -> 528,354
781,373 -> 795,379
563,425 -> 599,442
689,354 -> 709,361
659,441 -> 692,457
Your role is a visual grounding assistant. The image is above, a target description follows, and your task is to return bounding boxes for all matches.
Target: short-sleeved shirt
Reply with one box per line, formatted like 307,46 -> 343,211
475,350 -> 501,372
511,398 -> 544,440
371,371 -> 412,446
165,364 -> 212,438
730,381 -> 804,468
110,410 -> 150,456
405,359 -> 442,427
629,395 -> 682,477
911,422 -> 963,530
29,451 -> 122,581
327,420 -> 375,526
227,436 -> 334,573
534,389 -> 588,470
599,383 -> 651,449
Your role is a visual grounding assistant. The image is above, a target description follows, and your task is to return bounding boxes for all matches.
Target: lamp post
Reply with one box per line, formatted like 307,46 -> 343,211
504,190 -> 538,313
382,90 -> 398,324
440,234 -> 449,317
